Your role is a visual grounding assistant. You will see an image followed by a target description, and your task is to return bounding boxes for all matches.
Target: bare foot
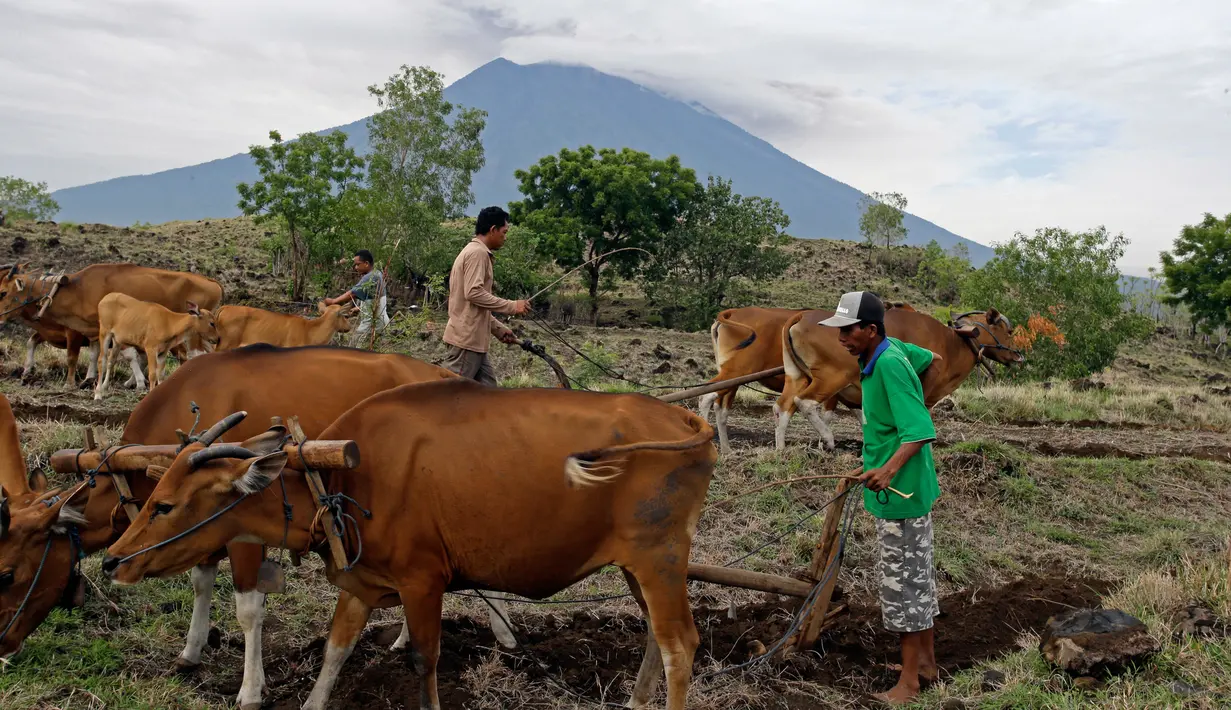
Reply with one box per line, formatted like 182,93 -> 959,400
873,682 -> 921,706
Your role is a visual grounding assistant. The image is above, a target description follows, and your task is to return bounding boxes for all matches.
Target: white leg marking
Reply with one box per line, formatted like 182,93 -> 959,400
84,343 -> 98,381
234,590 -> 267,710
483,592 -> 519,649
123,347 -> 145,389
773,403 -> 791,451
390,618 -> 411,651
302,638 -> 358,710
697,392 -> 717,422
22,335 -> 37,376
797,398 -> 835,451
716,405 -> 732,455
177,564 -> 218,668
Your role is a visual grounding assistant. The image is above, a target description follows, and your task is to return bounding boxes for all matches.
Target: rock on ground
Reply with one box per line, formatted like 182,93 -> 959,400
1039,608 -> 1159,675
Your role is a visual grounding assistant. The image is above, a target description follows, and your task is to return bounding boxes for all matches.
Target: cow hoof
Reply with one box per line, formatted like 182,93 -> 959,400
174,657 -> 201,673
78,378 -> 94,390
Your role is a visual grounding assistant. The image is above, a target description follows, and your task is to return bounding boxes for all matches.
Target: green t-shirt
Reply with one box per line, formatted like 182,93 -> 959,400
859,337 -> 940,519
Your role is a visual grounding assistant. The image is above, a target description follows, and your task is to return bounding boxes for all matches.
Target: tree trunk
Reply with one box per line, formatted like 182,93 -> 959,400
290,227 -> 308,302
587,263 -> 600,326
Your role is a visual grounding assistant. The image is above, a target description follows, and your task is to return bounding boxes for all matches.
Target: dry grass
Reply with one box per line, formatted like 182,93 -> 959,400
951,379 -> 1231,431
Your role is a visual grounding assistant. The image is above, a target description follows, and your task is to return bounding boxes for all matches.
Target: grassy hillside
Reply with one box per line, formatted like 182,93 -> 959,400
0,216 -> 949,325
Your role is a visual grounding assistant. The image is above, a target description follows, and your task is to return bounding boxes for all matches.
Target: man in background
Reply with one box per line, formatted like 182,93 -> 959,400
323,249 -> 389,346
442,206 -> 530,385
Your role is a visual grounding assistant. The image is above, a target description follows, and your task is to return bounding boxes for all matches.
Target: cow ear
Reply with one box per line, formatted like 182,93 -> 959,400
48,486 -> 89,534
233,452 -> 287,495
186,301 -> 200,316
317,301 -> 328,314
239,426 -> 288,456
954,325 -> 980,338
13,278 -> 24,291
56,275 -> 70,287
28,468 -> 48,494
986,308 -> 1001,324
1,493 -> 10,540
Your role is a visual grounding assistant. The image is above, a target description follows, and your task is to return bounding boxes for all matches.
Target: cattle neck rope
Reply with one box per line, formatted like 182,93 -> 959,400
297,438 -> 371,572
0,536 -> 53,645
0,493 -> 84,646
112,494 -> 251,567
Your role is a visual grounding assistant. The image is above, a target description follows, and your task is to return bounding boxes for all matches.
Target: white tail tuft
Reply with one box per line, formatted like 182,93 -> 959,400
564,456 -> 624,488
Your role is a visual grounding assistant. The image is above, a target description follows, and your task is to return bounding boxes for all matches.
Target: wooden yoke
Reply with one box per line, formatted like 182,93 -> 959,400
81,426 -> 141,523
51,439 -> 359,476
286,415 -> 349,570
33,273 -> 64,321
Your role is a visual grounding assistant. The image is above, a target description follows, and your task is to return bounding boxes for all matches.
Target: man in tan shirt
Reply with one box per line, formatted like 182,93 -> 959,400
442,206 -> 530,385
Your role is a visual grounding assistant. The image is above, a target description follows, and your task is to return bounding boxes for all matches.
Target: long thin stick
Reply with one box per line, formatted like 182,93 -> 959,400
705,468 -> 912,510
526,247 -> 651,302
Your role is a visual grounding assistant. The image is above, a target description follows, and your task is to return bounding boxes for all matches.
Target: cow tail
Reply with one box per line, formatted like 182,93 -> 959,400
564,411 -> 714,488
782,315 -> 811,384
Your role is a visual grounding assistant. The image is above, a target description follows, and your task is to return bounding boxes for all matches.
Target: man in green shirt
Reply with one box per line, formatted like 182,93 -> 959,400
821,291 -> 940,705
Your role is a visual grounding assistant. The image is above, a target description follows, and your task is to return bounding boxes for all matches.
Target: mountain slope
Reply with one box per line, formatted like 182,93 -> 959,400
51,58 -> 993,264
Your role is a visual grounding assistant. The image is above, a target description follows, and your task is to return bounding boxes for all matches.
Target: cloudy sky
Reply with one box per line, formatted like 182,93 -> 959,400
2,0 -> 1228,274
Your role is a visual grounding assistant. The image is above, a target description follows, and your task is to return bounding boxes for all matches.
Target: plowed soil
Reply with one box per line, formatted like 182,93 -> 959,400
219,575 -> 1108,709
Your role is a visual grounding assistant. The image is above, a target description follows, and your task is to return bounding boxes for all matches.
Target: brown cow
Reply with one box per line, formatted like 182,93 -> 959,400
0,263 -> 223,387
215,302 -> 355,351
94,294 -> 220,399
104,380 -> 717,710
0,345 -> 459,709
773,308 -> 1021,449
697,306 -> 843,455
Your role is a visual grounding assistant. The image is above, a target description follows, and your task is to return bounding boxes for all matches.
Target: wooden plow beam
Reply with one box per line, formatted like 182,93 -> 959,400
656,367 -> 785,404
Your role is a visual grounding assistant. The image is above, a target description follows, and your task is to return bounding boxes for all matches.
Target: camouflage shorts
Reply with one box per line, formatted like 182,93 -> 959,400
876,514 -> 940,633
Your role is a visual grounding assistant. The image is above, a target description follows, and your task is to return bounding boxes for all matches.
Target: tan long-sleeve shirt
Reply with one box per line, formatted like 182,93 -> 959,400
443,238 -> 516,353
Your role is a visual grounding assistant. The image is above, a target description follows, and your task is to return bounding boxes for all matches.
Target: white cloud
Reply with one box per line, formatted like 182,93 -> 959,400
1,0 -> 1227,274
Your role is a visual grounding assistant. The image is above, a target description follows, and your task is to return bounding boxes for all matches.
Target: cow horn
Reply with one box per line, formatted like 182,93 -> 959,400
188,445 -> 259,469
196,411 -> 248,446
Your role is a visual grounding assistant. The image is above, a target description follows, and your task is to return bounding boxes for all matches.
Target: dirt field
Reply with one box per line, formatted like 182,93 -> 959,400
0,230 -> 1229,708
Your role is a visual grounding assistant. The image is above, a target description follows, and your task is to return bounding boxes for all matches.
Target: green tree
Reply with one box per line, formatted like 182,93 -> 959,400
914,240 -> 971,303
859,191 -> 908,252
510,146 -> 699,323
0,176 -> 59,222
237,130 -> 365,300
363,65 -> 487,279
642,176 -> 791,330
962,226 -> 1151,379
1160,212 -> 1231,332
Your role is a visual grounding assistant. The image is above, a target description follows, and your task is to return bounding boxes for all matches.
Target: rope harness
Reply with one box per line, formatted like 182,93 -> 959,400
297,439 -> 371,572
951,310 -> 1025,379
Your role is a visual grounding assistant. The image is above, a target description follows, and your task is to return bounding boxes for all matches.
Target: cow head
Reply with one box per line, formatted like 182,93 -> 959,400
0,485 -> 89,658
953,308 -> 1023,365
0,263 -> 32,322
317,303 -> 356,335
103,416 -> 289,585
186,302 -> 221,350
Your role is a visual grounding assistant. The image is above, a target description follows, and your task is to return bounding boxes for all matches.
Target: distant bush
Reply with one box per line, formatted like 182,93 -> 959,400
962,226 -> 1152,379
